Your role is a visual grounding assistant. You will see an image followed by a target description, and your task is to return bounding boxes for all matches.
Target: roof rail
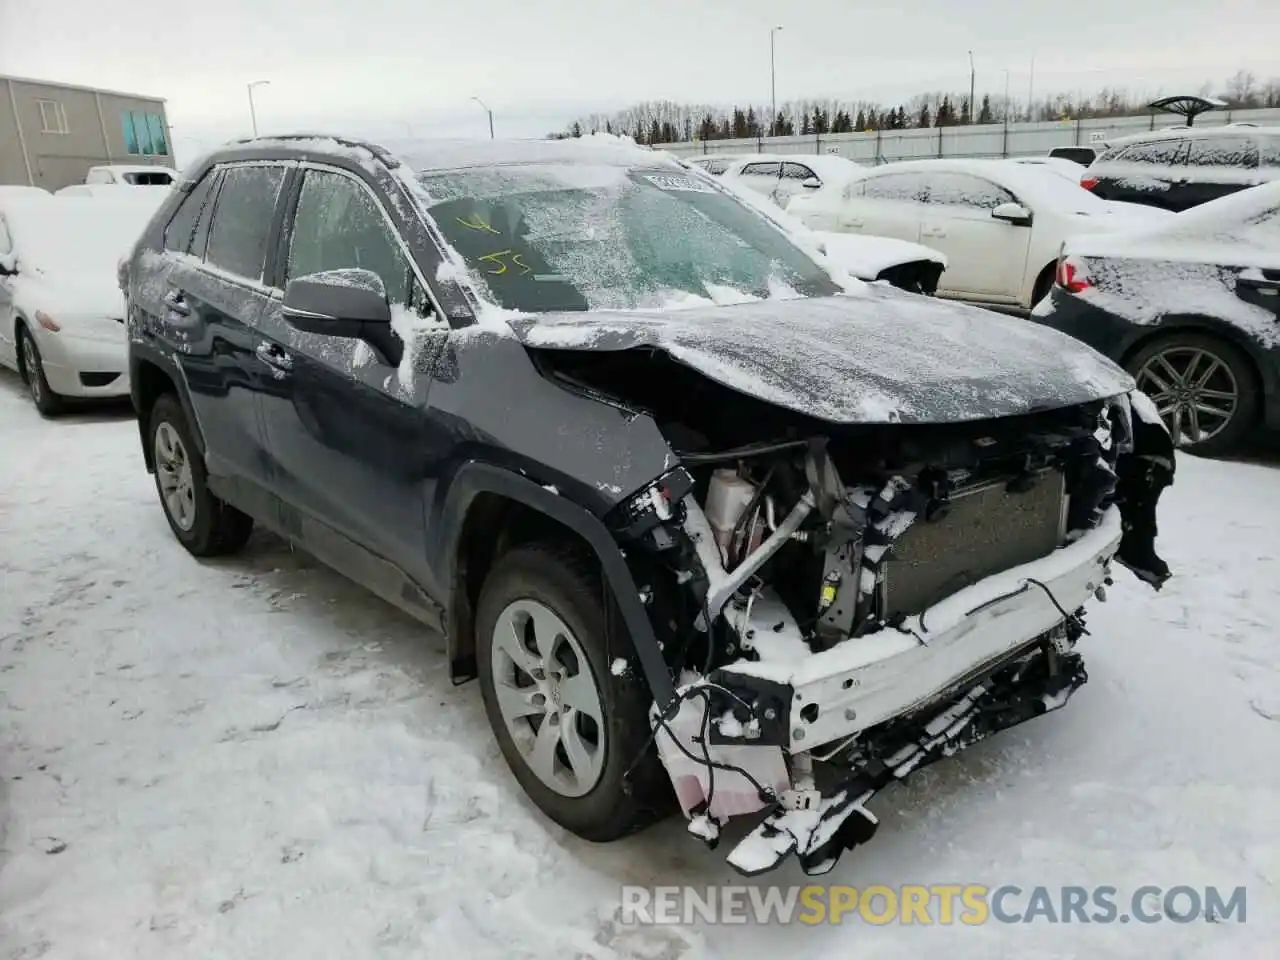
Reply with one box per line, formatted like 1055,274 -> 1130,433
230,132 -> 401,167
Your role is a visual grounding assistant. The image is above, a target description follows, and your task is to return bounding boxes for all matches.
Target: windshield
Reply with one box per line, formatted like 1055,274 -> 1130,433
418,163 -> 841,313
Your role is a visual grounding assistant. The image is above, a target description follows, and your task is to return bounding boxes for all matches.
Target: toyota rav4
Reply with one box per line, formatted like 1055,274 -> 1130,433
122,134 -> 1174,876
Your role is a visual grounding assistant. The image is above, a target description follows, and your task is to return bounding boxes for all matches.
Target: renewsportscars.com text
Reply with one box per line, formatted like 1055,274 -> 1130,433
620,884 -> 1247,926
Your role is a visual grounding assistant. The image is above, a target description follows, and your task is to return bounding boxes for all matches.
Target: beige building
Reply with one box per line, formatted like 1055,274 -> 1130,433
1,74 -> 173,191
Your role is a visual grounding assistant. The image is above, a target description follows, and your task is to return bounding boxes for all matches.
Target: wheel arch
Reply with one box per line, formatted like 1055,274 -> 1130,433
436,461 -> 675,709
129,352 -> 206,472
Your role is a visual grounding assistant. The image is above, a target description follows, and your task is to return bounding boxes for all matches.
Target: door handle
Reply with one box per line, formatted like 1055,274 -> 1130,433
163,289 -> 190,316
842,218 -> 864,228
921,227 -> 946,238
255,342 -> 294,370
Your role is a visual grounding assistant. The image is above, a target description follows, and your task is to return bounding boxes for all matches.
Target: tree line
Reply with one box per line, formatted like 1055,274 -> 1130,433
551,70 -> 1280,144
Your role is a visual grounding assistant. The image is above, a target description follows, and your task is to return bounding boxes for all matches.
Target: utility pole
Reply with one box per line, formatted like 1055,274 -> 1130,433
770,25 -> 784,136
968,51 -> 976,124
471,97 -> 494,139
247,79 -> 270,137
1027,53 -> 1036,122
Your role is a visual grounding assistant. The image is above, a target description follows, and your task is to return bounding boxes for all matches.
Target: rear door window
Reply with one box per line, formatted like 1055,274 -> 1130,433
204,165 -> 286,282
861,172 -> 928,202
1121,138 -> 1190,166
921,172 -> 1015,210
164,172 -> 220,254
782,162 -> 816,180
1184,137 -> 1259,169
740,162 -> 781,177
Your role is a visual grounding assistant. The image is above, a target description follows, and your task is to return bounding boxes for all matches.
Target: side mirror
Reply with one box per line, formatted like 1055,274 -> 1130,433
0,252 -> 15,275
282,268 -> 392,338
801,176 -> 822,190
992,202 -> 1033,227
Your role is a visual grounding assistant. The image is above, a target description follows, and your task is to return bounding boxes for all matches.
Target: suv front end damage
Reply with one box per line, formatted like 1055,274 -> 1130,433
600,389 -> 1172,876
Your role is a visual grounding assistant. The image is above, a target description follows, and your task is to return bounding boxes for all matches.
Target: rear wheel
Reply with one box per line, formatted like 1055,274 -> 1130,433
17,325 -> 64,417
149,394 -> 254,555
476,542 -> 671,841
1127,333 -> 1258,455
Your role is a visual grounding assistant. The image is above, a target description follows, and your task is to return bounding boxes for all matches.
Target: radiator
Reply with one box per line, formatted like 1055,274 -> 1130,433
879,470 -> 1068,618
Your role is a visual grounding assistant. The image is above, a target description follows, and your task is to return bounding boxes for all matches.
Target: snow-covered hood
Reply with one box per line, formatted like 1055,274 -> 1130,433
811,231 -> 947,277
507,287 -> 1133,424
13,270 -> 126,320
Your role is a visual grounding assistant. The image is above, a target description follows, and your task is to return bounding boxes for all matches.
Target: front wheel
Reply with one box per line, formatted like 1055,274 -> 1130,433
475,543 -> 671,841
17,325 -> 64,417
149,394 -> 254,555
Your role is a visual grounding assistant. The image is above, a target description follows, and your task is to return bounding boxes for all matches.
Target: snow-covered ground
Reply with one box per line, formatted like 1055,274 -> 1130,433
0,373 -> 1276,959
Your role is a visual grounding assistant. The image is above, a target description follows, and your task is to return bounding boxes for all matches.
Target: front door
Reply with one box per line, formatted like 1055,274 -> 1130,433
919,172 -> 1030,301
0,214 -> 16,370
256,165 -> 448,618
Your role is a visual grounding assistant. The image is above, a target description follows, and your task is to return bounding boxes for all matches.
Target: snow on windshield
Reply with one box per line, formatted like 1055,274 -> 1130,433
6,199 -> 155,276
417,163 -> 841,313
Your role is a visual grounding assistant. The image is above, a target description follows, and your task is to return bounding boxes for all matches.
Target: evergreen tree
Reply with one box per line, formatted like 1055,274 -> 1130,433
854,108 -> 866,132
731,108 -> 749,139
746,106 -> 759,138
978,94 -> 993,124
935,95 -> 954,126
959,97 -> 971,124
699,114 -> 716,141
918,103 -> 932,128
800,112 -> 813,136
571,121 -> 582,138
895,106 -> 907,128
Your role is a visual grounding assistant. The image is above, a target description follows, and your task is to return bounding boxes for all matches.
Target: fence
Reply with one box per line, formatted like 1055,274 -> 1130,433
658,107 -> 1280,163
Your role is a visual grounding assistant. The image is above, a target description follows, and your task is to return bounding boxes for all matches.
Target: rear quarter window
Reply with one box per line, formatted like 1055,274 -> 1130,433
740,162 -> 781,177
1114,138 -> 1189,166
1184,137 -> 1258,168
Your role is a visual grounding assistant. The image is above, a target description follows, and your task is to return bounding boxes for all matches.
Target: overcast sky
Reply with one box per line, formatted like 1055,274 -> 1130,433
2,0 -> 1277,164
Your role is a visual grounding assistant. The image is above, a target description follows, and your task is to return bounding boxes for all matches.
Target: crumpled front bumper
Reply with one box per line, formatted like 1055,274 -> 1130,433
712,506 -> 1122,754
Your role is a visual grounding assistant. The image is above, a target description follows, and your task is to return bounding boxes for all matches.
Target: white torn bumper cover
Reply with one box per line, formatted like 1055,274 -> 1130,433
651,506 -> 1122,876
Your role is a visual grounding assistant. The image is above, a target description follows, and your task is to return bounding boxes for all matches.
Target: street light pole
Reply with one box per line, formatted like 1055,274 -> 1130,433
471,97 -> 494,139
968,51 -> 976,124
247,80 -> 270,137
770,25 -> 784,136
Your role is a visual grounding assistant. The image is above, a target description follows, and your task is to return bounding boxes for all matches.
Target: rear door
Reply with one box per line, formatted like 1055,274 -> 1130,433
160,163 -> 289,508
255,164 -> 447,611
918,172 -> 1030,301
733,161 -> 782,199
845,171 -> 929,241
1180,135 -> 1261,208
777,161 -> 818,204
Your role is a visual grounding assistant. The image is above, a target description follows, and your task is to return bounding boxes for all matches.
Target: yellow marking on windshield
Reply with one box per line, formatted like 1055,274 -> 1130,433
477,250 -> 532,276
456,214 -> 500,234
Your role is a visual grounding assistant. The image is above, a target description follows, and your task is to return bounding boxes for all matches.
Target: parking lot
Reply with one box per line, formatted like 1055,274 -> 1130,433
2,362 -> 1277,958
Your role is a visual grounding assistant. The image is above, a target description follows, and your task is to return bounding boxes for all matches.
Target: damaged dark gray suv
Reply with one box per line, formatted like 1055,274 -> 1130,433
123,134 -> 1174,876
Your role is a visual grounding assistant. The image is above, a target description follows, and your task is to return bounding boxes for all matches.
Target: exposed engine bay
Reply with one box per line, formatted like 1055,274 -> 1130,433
554,346 -> 1176,876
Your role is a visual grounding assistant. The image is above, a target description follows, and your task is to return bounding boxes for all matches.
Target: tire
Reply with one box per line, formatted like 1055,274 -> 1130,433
475,542 -> 672,841
1126,332 -> 1259,457
1030,262 -> 1056,308
16,324 -> 64,417
148,393 -> 254,556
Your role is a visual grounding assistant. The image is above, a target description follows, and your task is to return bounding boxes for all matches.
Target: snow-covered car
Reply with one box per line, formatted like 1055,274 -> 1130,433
787,158 -> 1170,311
0,185 -> 52,200
124,134 -> 1172,877
698,162 -> 947,295
722,153 -> 864,207
686,154 -> 742,176
85,164 -> 178,187
1032,181 -> 1280,455
0,196 -> 157,413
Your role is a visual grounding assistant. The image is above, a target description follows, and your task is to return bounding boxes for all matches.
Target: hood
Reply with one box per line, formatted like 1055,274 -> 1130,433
17,270 -> 126,320
506,287 -> 1134,424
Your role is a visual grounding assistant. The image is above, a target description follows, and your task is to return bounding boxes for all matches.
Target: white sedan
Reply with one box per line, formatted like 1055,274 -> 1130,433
786,158 -> 1170,310
721,153 -> 864,207
0,195 -> 157,415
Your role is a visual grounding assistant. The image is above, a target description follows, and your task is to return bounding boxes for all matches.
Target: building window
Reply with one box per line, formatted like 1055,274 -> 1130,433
122,111 -> 169,156
37,99 -> 69,134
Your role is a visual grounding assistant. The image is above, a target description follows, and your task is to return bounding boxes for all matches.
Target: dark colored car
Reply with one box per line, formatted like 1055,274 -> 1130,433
1048,145 -> 1105,166
123,134 -> 1173,876
1082,125 -> 1280,212
1033,181 -> 1280,454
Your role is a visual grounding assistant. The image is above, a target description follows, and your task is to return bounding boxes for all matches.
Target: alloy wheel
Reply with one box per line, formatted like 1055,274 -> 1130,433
154,421 -> 196,531
1135,345 -> 1239,447
21,336 -> 41,406
489,598 -> 606,798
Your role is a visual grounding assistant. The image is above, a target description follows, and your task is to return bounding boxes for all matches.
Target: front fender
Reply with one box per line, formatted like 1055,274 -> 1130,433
433,460 -> 676,708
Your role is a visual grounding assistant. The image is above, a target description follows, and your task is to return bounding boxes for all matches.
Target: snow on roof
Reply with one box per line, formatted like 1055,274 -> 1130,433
377,137 -> 673,173
727,153 -> 863,178
872,157 -> 1113,210
89,164 -> 178,175
1,196 -> 156,275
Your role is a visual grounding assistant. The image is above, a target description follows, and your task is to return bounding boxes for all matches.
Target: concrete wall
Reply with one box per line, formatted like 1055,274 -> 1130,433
0,75 -> 172,190
659,107 -> 1280,163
